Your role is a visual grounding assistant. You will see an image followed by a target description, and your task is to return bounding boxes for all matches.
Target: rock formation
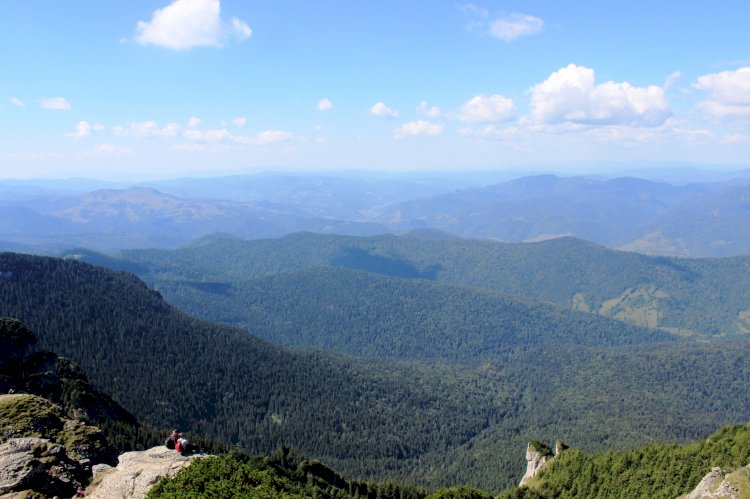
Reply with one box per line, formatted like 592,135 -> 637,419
86,446 -> 205,498
680,465 -> 750,499
519,439 -> 566,487
0,437 -> 90,497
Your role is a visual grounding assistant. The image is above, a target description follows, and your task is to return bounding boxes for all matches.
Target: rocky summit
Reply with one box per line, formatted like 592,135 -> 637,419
86,446 -> 205,499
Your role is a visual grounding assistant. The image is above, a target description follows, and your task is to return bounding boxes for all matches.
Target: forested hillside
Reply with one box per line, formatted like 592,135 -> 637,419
116,232 -> 750,336
149,419 -> 750,498
149,266 -> 675,359
499,421 -> 750,498
2,252 -> 750,491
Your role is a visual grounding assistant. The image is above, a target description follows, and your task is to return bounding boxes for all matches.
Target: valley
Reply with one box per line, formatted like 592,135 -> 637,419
3,233 -> 750,491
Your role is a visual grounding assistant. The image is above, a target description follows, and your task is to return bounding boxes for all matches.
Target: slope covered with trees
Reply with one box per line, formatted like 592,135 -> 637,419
117,232 -> 750,337
149,266 -> 675,360
499,421 -> 750,498
2,252 -> 750,491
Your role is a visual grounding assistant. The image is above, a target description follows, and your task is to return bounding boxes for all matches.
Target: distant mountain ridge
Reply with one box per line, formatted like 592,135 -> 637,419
3,171 -> 750,256
374,174 -> 750,256
0,186 -> 387,250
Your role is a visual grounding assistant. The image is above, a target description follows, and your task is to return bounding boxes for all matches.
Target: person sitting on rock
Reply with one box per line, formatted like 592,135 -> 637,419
164,429 -> 179,450
176,434 -> 199,454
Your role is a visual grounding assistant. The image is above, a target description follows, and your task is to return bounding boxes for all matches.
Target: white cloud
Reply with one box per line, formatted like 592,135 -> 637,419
460,94 -> 516,122
135,0 -> 251,50
369,102 -> 399,119
693,67 -> 750,119
66,121 -> 93,140
318,98 -> 333,111
237,130 -> 294,145
114,121 -> 180,139
458,3 -> 489,29
721,133 -> 749,144
231,17 -> 252,40
489,13 -> 543,41
10,98 -> 24,107
87,144 -> 131,157
187,116 -> 201,128
417,101 -> 441,117
39,97 -> 72,110
528,64 -> 670,127
664,71 -> 682,90
460,4 -> 543,41
394,120 -> 445,140
181,126 -> 293,145
184,128 -> 232,142
232,117 -> 247,127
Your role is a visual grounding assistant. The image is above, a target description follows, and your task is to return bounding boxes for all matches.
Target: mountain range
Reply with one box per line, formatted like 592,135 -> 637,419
3,171 -> 750,256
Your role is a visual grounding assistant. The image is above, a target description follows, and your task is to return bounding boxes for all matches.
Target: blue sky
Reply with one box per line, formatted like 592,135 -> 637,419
2,0 -> 750,179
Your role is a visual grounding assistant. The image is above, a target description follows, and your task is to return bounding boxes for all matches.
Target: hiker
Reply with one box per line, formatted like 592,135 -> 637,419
164,429 -> 179,450
176,434 -> 199,454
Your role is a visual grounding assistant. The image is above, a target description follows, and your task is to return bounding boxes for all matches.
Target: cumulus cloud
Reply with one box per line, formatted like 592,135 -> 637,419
183,128 -> 232,142
66,121 -> 94,139
237,130 -> 294,145
369,102 -> 399,119
231,17 -> 252,40
10,98 -> 24,107
182,126 -> 293,145
664,71 -> 682,90
394,120 -> 444,140
232,117 -> 247,127
460,4 -> 543,41
39,97 -> 72,110
318,98 -> 333,111
187,116 -> 201,128
528,64 -> 670,127
417,101 -> 441,117
460,94 -> 516,122
114,121 -> 180,139
693,67 -> 750,119
135,0 -> 251,50
489,13 -> 543,41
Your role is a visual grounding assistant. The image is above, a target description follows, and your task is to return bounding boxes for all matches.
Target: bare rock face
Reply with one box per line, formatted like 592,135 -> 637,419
86,446 -> 205,499
680,465 -> 750,499
519,444 -> 550,487
519,439 -> 566,487
0,437 -> 89,497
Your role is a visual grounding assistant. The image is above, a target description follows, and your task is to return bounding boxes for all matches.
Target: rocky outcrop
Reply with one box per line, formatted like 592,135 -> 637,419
680,465 -> 750,499
0,317 -> 137,427
86,446 -> 205,499
0,393 -> 117,465
0,437 -> 89,497
519,440 -> 566,487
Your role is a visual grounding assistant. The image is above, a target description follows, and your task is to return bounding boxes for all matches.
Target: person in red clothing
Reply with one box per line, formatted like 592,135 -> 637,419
175,435 -> 184,453
175,433 -> 199,454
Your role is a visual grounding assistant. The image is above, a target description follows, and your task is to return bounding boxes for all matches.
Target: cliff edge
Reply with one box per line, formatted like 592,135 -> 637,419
86,446 -> 205,499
